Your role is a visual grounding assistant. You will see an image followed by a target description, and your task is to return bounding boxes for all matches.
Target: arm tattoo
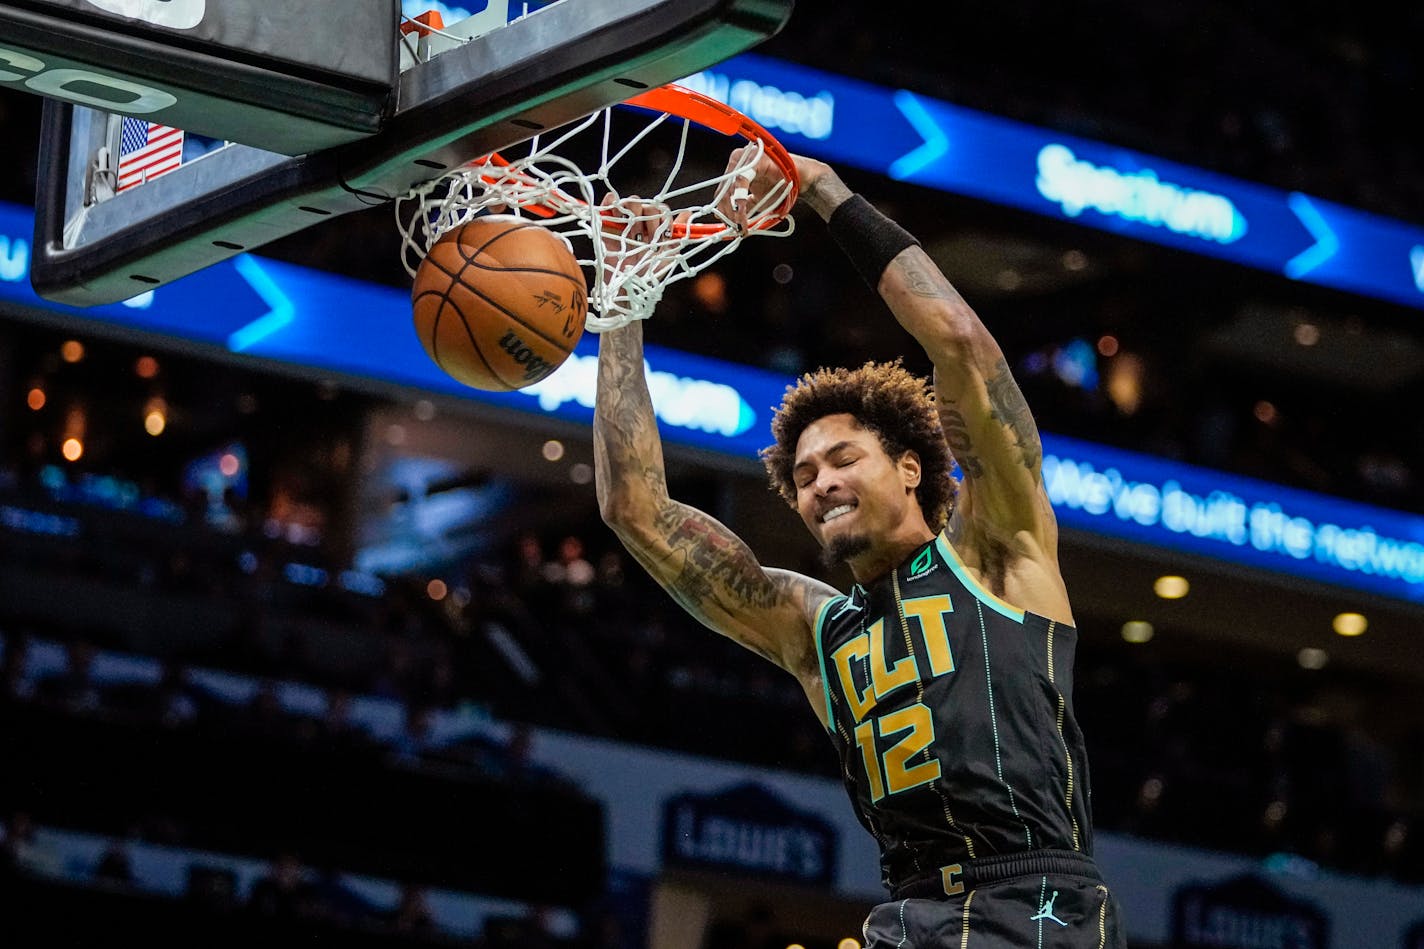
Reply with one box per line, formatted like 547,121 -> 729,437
984,358 -> 1042,473
938,405 -> 986,479
596,324 -> 805,669
895,258 -> 962,303
802,174 -> 853,218
644,509 -> 783,665
660,508 -> 781,612
594,324 -> 667,496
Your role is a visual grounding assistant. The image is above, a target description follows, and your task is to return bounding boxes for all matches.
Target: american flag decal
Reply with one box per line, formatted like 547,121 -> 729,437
117,118 -> 184,192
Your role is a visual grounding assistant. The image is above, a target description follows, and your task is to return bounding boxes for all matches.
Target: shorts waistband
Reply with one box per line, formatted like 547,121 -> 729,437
890,850 -> 1102,901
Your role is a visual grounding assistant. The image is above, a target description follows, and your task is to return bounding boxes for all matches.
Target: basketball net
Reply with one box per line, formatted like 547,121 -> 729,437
396,84 -> 798,332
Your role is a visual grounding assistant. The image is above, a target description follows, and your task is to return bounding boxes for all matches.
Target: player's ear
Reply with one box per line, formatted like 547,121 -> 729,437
898,450 -> 922,490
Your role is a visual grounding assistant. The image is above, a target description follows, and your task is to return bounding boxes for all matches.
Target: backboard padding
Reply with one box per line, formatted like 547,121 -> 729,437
0,0 -> 399,152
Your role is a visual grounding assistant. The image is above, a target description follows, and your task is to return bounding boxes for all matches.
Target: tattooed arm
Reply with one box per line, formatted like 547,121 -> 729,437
594,319 -> 837,680
797,163 -> 1059,561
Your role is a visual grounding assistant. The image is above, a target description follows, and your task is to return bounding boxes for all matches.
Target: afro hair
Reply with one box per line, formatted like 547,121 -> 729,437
760,360 -> 957,530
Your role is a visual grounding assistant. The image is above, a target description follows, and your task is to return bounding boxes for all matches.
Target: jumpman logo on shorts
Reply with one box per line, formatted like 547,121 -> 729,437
1030,890 -> 1067,927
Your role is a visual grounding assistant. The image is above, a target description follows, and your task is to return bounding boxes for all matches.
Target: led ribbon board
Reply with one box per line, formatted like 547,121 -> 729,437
1043,435 -> 1424,605
1,202 -> 1420,604
679,54 -> 1424,313
0,202 -> 772,462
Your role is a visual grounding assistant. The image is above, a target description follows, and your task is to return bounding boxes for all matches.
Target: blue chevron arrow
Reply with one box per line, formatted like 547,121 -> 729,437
1283,193 -> 1339,280
226,255 -> 295,352
888,90 -> 949,181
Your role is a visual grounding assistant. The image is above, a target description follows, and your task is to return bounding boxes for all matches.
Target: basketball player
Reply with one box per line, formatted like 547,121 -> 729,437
592,152 -> 1126,948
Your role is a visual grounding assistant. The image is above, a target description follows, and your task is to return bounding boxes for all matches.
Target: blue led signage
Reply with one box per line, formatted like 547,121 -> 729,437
2,202 -> 1421,605
0,203 -> 784,462
681,55 -> 1424,312
1042,435 -> 1424,605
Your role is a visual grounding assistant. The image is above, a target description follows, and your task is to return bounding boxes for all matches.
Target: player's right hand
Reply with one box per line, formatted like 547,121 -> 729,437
717,148 -> 829,228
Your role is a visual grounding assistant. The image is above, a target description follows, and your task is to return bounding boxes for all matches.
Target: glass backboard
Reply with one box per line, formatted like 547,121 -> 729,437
31,0 -> 795,307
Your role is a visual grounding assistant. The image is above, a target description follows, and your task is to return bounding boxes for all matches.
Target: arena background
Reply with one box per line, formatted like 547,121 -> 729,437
1,2 -> 1422,947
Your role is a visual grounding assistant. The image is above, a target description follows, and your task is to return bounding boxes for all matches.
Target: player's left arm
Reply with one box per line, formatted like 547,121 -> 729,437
794,165 -> 1055,550
879,247 -> 1053,545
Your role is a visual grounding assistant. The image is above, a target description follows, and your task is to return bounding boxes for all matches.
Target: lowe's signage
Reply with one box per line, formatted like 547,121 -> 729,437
2,200 -> 1422,603
1171,875 -> 1328,949
683,54 -> 1424,312
660,782 -> 837,885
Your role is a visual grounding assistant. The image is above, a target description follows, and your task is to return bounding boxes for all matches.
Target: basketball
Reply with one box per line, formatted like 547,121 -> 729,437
411,215 -> 588,391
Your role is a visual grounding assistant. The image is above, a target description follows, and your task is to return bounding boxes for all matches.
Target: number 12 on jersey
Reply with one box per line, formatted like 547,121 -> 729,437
853,702 -> 941,802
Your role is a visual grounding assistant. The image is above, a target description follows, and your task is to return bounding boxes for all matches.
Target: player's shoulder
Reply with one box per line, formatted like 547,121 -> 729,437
763,567 -> 842,630
761,568 -> 843,685
942,510 -> 1076,625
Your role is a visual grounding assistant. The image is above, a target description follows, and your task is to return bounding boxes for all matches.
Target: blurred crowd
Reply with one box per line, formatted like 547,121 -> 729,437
494,527 -> 1424,883
3,447 -> 1422,898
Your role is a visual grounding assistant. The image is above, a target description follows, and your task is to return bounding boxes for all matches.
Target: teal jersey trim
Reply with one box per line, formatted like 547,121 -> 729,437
934,532 -> 1026,624
813,594 -> 844,729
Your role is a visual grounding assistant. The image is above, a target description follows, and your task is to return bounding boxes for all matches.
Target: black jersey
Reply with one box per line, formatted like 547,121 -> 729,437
813,531 -> 1094,895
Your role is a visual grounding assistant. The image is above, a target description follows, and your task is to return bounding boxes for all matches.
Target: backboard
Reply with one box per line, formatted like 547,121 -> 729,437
1,0 -> 400,153
30,0 -> 795,307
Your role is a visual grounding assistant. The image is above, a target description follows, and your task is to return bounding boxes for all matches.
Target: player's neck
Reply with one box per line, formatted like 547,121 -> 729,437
847,523 -> 937,585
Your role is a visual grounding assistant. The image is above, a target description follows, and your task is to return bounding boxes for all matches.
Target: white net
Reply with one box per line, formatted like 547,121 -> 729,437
396,90 -> 796,332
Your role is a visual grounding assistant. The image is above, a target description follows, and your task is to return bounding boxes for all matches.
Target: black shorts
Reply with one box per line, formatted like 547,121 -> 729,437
864,861 -> 1127,948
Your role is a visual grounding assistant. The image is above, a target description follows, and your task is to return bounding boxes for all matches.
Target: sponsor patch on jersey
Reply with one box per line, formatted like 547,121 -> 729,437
906,546 -> 939,581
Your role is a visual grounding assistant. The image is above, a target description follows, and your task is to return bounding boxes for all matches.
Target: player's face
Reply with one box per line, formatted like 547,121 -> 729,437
792,413 -> 920,564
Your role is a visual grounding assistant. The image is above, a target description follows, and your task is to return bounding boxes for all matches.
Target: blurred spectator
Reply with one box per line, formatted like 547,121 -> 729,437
389,881 -> 436,935
506,722 -> 536,780
246,850 -> 312,921
510,530 -> 549,602
593,549 -> 633,621
239,679 -> 291,739
551,534 -> 598,618
230,604 -> 286,679
703,903 -> 782,949
185,863 -> 239,913
153,660 -> 201,729
1,810 -> 62,878
93,838 -> 135,888
0,809 -> 29,873
390,703 -> 443,763
485,906 -> 563,949
426,641 -> 459,710
314,687 -> 368,752
34,639 -> 103,714
305,862 -> 380,928
544,534 -> 595,584
0,631 -> 36,704
587,907 -> 633,949
370,638 -> 422,704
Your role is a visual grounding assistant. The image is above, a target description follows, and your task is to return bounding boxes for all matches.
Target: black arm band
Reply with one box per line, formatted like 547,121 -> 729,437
825,194 -> 921,289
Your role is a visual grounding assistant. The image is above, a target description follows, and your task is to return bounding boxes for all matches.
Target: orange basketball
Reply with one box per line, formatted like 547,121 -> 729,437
411,215 -> 587,391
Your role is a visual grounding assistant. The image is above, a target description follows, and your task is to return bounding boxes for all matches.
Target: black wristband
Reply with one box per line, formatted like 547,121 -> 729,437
825,194 -> 920,289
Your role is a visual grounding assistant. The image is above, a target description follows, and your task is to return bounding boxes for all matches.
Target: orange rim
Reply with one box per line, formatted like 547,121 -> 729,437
621,84 -> 799,237
472,83 -> 798,239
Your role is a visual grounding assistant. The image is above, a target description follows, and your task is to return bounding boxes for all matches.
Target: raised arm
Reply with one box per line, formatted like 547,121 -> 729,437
593,318 -> 836,679
792,162 -> 1054,552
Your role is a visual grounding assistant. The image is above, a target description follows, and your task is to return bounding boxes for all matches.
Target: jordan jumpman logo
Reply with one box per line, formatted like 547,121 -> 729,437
1030,890 -> 1067,927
